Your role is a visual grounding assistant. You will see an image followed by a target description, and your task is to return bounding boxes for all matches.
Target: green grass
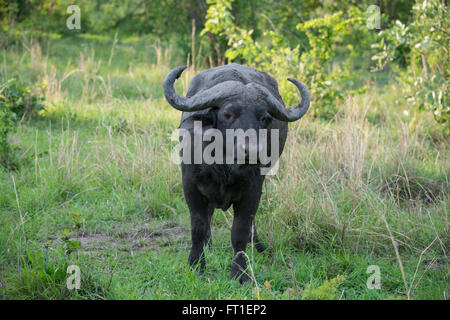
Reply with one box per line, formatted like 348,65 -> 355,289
0,31 -> 448,300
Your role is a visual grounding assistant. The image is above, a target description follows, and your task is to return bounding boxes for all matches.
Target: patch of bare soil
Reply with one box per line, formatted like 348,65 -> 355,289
68,222 -> 189,254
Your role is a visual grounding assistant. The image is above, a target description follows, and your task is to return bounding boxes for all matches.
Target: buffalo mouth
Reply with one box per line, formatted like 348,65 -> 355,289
232,156 -> 261,166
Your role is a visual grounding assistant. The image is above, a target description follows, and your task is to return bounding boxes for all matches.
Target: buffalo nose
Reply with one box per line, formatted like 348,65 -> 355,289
240,143 -> 262,155
241,143 -> 250,156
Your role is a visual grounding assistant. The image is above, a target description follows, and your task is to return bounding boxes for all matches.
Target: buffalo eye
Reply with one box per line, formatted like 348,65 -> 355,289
223,112 -> 234,121
260,114 -> 272,126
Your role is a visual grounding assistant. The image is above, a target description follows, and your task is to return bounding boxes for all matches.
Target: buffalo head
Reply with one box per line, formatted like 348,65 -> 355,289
164,65 -> 310,165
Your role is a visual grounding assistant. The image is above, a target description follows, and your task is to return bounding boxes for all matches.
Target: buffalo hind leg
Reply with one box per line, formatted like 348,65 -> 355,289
249,221 -> 266,253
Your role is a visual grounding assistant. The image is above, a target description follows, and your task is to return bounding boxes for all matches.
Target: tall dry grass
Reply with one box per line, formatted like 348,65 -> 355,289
266,94 -> 447,255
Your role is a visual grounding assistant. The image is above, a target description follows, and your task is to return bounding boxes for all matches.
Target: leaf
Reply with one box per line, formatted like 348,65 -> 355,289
67,240 -> 81,250
70,211 -> 81,224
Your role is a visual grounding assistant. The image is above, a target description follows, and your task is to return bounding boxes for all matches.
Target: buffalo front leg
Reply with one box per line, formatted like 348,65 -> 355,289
189,212 -> 212,273
231,192 -> 261,284
185,188 -> 213,274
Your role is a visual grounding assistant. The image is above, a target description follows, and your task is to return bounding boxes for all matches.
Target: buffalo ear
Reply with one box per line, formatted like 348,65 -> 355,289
191,108 -> 217,129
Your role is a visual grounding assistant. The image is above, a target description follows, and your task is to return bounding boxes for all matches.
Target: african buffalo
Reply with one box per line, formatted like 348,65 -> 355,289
163,63 -> 310,283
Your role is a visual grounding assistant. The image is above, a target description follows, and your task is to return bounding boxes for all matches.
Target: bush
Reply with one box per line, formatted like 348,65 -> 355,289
372,0 -> 449,131
202,0 -> 371,119
0,79 -> 45,169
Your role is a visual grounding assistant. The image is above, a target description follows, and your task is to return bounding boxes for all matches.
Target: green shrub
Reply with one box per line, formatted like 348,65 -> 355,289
372,0 -> 449,131
252,275 -> 347,300
0,79 -> 46,169
202,0 -> 370,119
301,275 -> 346,300
296,10 -> 370,119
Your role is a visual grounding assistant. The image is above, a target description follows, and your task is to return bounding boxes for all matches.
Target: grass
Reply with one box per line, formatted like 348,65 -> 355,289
0,31 -> 448,300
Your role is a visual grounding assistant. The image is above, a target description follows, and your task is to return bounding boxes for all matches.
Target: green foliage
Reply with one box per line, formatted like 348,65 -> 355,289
252,275 -> 347,300
3,241 -> 107,299
252,280 -> 298,300
372,0 -> 449,130
15,248 -> 70,299
203,0 -> 371,119
61,228 -> 81,257
0,79 -> 45,119
301,275 -> 346,300
1,0 -> 207,39
376,0 -> 416,24
0,79 -> 45,169
296,10 -> 370,119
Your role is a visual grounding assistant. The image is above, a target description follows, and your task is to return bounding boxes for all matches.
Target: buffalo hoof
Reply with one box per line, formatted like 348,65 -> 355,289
255,242 -> 267,253
231,261 -> 251,284
231,269 -> 251,284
